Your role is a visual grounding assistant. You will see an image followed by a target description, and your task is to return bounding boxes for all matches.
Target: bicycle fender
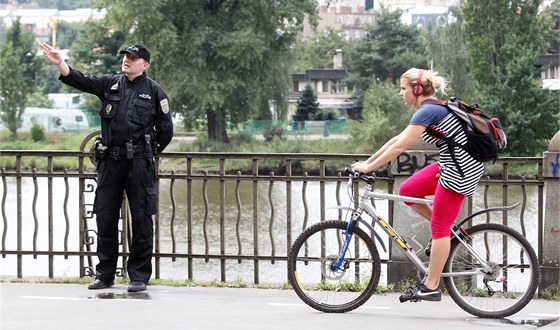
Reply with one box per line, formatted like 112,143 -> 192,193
456,202 -> 520,227
358,218 -> 387,253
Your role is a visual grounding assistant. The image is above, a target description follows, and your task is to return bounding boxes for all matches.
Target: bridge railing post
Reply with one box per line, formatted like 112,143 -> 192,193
541,130 -> 560,294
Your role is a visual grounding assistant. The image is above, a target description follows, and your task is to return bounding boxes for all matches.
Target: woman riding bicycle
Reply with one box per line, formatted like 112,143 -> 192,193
352,68 -> 485,302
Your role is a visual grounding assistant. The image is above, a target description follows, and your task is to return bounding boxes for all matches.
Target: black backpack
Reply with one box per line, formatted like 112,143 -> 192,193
424,97 -> 507,174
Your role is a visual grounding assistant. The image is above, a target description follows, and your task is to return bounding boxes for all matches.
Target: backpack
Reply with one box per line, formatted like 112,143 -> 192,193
423,97 -> 507,174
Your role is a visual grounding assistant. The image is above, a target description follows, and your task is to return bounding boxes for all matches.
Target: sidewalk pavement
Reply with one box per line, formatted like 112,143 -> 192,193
1,282 -> 558,330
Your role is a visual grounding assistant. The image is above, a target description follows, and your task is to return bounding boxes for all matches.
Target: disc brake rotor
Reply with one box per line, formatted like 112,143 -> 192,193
321,255 -> 346,280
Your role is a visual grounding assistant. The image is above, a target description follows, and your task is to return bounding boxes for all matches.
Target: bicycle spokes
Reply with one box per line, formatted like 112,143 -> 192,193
444,223 -> 539,318
288,220 -> 381,313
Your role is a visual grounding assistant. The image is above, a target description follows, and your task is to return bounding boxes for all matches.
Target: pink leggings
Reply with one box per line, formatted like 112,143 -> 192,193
398,163 -> 465,239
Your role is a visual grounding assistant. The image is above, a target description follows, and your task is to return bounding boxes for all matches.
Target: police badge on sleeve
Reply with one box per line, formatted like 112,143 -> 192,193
160,99 -> 169,114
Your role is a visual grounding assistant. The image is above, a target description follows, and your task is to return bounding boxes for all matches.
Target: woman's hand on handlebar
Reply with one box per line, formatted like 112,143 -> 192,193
351,161 -> 371,174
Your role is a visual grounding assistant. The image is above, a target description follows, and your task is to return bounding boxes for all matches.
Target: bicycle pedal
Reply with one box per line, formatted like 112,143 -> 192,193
399,296 -> 421,303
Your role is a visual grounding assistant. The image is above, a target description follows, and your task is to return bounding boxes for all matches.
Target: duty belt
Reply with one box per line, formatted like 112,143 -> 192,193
107,144 -> 149,158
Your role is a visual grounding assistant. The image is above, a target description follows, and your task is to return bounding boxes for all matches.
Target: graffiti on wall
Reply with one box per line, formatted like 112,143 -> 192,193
396,152 -> 439,175
552,153 -> 560,177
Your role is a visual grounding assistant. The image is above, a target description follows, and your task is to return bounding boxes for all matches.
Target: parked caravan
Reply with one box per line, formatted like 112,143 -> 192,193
21,108 -> 90,132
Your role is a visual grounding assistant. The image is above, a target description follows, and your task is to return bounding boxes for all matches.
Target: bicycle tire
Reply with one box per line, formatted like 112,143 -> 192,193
287,220 -> 381,313
443,223 -> 539,318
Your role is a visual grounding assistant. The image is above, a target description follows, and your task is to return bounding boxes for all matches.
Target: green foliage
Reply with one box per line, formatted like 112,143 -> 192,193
293,85 -> 320,121
95,0 -> 318,143
345,6 -> 427,106
348,81 -> 413,154
55,21 -> 85,49
229,130 -> 255,145
69,19 -> 126,75
461,1 -> 558,156
463,0 -> 547,87
292,27 -> 350,72
30,123 -> 46,142
423,6 -> 476,100
26,91 -> 54,108
0,17 -> 37,139
263,124 -> 285,142
540,0 -> 560,53
313,108 -> 339,121
480,54 -> 560,156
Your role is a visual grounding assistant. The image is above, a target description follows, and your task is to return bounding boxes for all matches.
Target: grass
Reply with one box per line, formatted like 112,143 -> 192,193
0,129 -> 543,179
0,129 -> 358,173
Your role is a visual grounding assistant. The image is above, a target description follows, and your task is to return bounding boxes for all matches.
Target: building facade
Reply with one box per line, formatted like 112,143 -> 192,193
0,4 -> 106,45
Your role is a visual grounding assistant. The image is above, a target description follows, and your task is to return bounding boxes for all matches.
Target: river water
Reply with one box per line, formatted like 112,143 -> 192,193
0,177 -> 540,284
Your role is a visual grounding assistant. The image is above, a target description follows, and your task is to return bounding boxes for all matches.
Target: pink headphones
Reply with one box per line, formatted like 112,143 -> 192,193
412,69 -> 424,96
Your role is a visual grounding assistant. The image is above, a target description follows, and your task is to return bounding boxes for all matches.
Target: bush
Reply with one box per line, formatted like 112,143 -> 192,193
263,124 -> 285,142
230,130 -> 255,145
30,124 -> 46,142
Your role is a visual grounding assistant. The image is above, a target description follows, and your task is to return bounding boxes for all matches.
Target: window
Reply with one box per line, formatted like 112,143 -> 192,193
322,81 -> 329,93
293,81 -> 299,92
331,80 -> 339,93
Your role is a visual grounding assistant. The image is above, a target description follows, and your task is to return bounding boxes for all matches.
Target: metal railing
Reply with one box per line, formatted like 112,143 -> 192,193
0,139 -> 545,285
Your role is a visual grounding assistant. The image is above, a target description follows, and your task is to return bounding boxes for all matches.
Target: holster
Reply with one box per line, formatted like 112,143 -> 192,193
93,137 -> 107,164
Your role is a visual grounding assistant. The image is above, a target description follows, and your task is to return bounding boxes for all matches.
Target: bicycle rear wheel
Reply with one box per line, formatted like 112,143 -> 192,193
444,223 -> 539,318
287,220 -> 381,313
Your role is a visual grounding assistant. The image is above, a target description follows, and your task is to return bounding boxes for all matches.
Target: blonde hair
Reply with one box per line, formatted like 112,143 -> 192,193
401,68 -> 446,96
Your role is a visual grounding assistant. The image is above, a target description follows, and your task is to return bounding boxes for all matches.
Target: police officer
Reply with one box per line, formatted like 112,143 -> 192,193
40,42 -> 173,292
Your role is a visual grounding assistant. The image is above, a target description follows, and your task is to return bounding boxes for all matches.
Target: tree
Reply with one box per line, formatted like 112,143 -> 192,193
345,6 -> 426,106
68,19 -> 127,76
423,6 -> 476,100
541,0 -> 560,53
348,81 -> 414,154
481,54 -> 559,156
463,0 -> 559,156
292,84 -> 320,121
292,27 -> 350,72
0,42 -> 27,138
26,91 -> 54,108
0,17 -> 36,139
96,0 -> 318,143
463,0 -> 547,87
56,21 -> 84,50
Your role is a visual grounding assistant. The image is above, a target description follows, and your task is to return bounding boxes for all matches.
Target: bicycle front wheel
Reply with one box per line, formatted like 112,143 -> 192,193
444,223 -> 539,318
287,220 -> 381,313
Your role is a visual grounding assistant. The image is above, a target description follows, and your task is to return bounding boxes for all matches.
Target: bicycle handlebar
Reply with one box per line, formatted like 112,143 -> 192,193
344,168 -> 375,185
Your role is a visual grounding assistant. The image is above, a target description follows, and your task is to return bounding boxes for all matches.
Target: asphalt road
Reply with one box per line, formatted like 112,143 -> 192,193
1,283 -> 558,330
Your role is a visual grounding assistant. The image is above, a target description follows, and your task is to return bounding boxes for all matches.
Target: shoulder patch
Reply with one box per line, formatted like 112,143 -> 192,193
160,99 -> 170,114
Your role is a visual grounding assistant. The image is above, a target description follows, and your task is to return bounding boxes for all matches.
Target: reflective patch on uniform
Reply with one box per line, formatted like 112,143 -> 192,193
110,82 -> 119,90
160,99 -> 169,114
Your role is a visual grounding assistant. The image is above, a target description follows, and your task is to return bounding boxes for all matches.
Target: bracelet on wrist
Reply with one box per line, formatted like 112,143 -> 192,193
56,58 -> 63,66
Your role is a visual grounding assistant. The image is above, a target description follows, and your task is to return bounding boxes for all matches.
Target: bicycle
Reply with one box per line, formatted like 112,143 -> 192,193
287,168 -> 540,318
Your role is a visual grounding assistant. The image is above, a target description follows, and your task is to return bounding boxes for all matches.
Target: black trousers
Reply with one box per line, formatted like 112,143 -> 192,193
92,156 -> 157,283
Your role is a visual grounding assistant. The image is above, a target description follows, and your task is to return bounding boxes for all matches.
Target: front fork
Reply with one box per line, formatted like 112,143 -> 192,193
330,211 -> 362,271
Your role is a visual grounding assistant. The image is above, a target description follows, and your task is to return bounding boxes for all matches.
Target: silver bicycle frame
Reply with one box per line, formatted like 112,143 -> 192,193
357,184 -> 489,278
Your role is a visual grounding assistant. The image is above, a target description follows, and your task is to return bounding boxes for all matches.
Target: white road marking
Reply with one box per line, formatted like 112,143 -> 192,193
21,296 -> 82,300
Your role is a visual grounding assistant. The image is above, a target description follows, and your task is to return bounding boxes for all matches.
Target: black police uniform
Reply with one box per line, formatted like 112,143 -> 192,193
59,68 -> 173,285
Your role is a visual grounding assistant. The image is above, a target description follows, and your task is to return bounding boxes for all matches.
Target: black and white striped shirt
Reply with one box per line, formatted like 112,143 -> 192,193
413,104 -> 484,196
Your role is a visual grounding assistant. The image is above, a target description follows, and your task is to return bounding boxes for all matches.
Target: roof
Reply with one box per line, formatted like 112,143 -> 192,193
305,69 -> 347,80
537,54 -> 560,66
